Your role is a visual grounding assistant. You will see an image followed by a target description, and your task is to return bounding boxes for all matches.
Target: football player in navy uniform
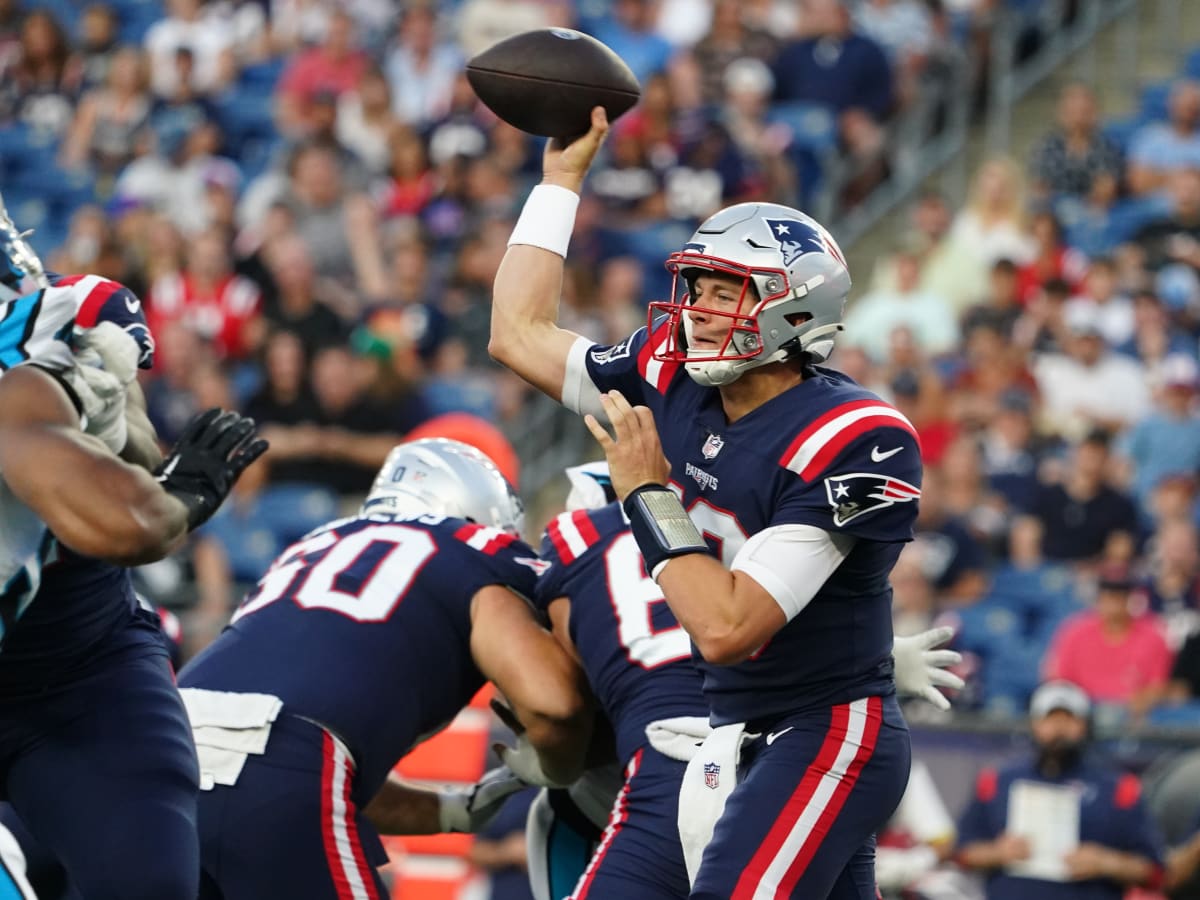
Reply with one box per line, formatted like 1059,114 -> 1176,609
490,109 -> 929,898
178,439 -> 593,900
529,464 -> 963,900
0,200 -> 267,900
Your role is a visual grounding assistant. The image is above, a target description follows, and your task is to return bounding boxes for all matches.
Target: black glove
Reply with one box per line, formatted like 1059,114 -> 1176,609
154,408 -> 269,530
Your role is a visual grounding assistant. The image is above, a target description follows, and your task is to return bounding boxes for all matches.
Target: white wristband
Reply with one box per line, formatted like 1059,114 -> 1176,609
507,184 -> 580,258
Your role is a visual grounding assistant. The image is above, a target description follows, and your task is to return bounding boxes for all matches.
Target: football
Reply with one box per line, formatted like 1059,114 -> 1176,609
465,28 -> 641,140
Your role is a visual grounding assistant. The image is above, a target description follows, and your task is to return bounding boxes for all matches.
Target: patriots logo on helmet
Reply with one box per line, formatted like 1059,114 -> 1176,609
824,473 -> 921,527
764,218 -> 846,269
704,761 -> 720,790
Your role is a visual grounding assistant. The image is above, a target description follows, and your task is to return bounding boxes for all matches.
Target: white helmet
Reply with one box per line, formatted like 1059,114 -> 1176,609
649,202 -> 851,387
564,461 -> 616,512
0,193 -> 49,303
362,438 -> 524,536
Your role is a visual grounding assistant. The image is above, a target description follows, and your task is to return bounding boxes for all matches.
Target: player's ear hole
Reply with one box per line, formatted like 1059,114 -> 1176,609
785,312 -> 813,327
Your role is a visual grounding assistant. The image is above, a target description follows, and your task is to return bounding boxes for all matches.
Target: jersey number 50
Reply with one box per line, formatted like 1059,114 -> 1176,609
233,524 -> 437,623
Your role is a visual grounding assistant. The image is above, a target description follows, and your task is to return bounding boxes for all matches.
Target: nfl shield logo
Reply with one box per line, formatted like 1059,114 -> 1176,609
702,434 -> 724,460
703,762 -> 720,790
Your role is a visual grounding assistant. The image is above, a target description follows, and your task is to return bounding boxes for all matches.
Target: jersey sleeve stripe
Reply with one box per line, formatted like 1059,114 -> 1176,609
453,524 -> 517,556
68,274 -> 121,327
782,406 -> 918,481
637,320 -> 680,393
779,399 -> 882,465
545,510 -> 598,565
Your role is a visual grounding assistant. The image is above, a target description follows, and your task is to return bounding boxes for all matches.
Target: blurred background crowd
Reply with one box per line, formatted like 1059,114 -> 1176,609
5,0 -> 1200,896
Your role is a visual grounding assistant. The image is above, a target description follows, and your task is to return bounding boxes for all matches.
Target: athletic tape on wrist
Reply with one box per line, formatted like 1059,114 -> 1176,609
623,485 -> 707,577
507,184 -> 580,258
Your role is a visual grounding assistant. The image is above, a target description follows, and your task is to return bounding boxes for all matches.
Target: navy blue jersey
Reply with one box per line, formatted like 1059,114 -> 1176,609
957,756 -> 1165,900
179,511 -> 543,800
535,504 -> 707,764
574,322 -> 922,724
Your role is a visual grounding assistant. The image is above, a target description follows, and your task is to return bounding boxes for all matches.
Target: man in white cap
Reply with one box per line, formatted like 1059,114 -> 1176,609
954,680 -> 1165,899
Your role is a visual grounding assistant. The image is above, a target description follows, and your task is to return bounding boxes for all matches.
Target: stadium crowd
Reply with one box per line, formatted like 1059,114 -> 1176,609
3,0 -> 1200,896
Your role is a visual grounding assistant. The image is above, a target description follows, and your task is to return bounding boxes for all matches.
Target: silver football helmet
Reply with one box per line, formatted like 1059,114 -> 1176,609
0,193 -> 49,303
649,202 -> 851,387
362,438 -> 525,536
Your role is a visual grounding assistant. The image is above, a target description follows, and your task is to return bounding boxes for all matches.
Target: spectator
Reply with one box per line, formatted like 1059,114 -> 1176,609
60,46 -> 153,175
962,258 -> 1024,339
1128,80 -> 1200,196
377,125 -> 436,221
980,389 -> 1047,513
950,322 -> 1040,431
842,236 -> 959,362
590,0 -> 675,85
1033,304 -> 1150,441
1118,355 -> 1200,519
1134,167 -> 1200,276
243,327 -> 323,487
1043,570 -> 1173,713
259,232 -> 347,354
1029,432 -> 1140,566
143,0 -> 236,98
956,680 -> 1165,898
1029,82 -> 1123,200
275,8 -> 368,138
4,9 -> 80,137
914,465 -> 990,605
279,139 -> 388,302
720,58 -> 797,204
335,64 -> 398,176
876,759 -> 959,897
147,225 -> 263,362
384,5 -> 462,128
949,156 -> 1037,271
772,0 -> 894,164
1164,628 -> 1200,706
692,0 -> 779,104
76,2 -> 120,90
1013,277 -> 1072,355
1064,257 -> 1135,349
1015,210 -> 1086,306
851,0 -> 934,107
1141,517 -> 1200,648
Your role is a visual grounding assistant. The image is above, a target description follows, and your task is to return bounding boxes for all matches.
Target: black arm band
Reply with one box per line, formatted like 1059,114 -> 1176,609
622,484 -> 708,579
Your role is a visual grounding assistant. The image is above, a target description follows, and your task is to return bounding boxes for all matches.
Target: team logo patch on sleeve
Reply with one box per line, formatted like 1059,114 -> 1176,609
824,473 -> 921,526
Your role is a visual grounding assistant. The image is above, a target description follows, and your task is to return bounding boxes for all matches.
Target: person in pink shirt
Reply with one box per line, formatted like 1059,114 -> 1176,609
275,9 -> 367,137
1043,568 -> 1174,715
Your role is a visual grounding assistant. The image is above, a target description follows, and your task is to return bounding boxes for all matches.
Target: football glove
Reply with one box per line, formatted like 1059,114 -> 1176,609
154,408 -> 268,530
893,625 -> 965,711
437,766 -> 527,834
490,699 -> 570,788
60,322 -> 141,453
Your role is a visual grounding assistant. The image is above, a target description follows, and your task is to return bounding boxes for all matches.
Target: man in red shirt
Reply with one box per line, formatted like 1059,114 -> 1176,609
276,9 -> 368,137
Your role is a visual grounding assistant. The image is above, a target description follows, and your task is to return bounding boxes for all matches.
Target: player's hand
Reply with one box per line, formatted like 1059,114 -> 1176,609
62,322 -> 141,453
584,390 -> 670,501
437,766 -> 527,833
489,699 -> 571,788
543,106 -> 609,194
892,626 -> 964,711
154,408 -> 268,530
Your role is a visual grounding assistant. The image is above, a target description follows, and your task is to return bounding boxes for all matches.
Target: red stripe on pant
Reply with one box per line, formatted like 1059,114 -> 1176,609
731,697 -> 882,899
570,749 -> 643,899
320,732 -> 379,899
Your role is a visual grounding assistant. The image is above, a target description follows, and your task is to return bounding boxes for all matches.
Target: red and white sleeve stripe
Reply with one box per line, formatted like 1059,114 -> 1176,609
544,510 -> 601,565
636,321 -> 680,394
779,400 -> 918,482
453,524 -> 518,556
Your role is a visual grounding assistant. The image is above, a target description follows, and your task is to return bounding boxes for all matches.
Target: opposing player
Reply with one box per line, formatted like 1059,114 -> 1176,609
529,463 -> 963,900
177,438 -> 593,900
0,200 -> 267,900
491,108 -> 926,898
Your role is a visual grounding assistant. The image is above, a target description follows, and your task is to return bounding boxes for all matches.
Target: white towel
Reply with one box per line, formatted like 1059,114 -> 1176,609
180,688 -> 282,729
645,716 -> 711,762
677,723 -> 756,886
180,688 -> 283,791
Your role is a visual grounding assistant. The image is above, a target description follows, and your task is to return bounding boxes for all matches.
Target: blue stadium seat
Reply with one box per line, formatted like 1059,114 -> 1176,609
239,58 -> 287,91
214,86 -> 277,146
1101,116 -> 1143,154
1146,702 -> 1200,727
253,484 -> 340,546
1186,47 -> 1200,80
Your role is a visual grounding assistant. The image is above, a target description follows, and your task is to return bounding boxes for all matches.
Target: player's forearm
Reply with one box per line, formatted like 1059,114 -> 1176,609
362,777 -> 441,835
955,840 -> 1010,871
1096,849 -> 1159,886
119,382 -> 164,472
656,556 -> 784,665
525,712 -> 592,786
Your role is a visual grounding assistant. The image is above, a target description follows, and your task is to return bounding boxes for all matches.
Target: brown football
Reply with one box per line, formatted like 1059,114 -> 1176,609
466,28 -> 641,140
